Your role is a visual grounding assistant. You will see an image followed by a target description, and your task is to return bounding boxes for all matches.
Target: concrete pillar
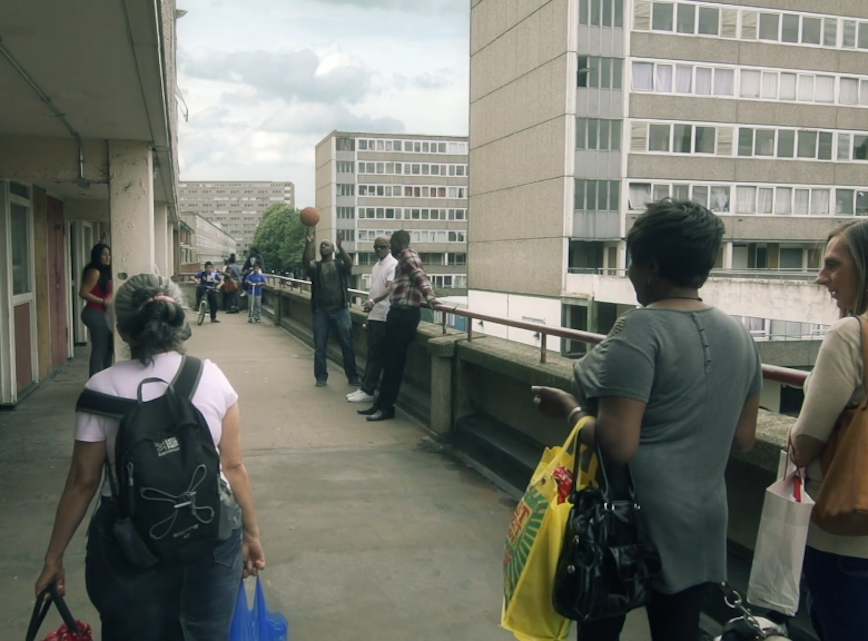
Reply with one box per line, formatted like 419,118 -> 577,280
154,202 -> 169,276
109,141 -> 154,357
722,241 -> 734,269
427,335 -> 465,437
109,141 -> 155,284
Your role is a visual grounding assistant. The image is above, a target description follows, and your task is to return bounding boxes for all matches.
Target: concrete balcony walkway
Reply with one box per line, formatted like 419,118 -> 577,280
0,311 -> 652,640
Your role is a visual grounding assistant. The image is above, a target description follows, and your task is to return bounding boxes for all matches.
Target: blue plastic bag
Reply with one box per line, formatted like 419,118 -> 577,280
229,577 -> 288,641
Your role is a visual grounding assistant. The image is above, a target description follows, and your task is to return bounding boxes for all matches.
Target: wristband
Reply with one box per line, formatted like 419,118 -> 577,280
566,406 -> 585,426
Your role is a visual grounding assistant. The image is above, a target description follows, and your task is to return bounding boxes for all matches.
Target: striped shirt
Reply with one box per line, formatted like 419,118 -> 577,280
390,248 -> 436,308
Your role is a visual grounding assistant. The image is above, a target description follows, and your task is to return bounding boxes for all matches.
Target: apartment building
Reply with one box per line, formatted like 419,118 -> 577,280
179,181 -> 295,258
180,214 -> 237,267
469,0 -> 862,353
315,132 -> 470,294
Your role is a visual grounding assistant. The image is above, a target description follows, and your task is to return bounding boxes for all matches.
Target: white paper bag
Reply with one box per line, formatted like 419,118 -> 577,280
747,451 -> 814,616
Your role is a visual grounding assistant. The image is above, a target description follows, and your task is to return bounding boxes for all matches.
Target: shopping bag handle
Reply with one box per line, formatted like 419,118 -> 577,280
784,440 -> 806,503
26,583 -> 80,641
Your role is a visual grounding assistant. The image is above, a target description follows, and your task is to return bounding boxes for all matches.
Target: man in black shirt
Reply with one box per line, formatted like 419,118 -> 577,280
304,231 -> 360,387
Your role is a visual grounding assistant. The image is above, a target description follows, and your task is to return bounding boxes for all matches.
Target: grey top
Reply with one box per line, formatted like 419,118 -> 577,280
574,307 -> 762,594
316,263 -> 345,311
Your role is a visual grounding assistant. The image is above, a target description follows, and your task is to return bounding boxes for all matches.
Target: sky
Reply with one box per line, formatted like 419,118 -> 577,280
176,0 -> 470,207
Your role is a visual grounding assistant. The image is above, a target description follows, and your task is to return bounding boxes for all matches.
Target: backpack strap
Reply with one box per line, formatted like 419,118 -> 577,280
173,356 -> 204,400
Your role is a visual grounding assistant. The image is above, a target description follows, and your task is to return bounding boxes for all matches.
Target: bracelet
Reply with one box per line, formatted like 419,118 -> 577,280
566,406 -> 585,426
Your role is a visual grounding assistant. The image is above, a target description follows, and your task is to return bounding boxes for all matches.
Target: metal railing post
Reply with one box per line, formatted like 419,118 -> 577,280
540,333 -> 547,364
467,321 -> 473,342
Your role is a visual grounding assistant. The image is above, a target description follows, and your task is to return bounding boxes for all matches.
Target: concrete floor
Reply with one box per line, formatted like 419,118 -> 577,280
0,311 -> 651,640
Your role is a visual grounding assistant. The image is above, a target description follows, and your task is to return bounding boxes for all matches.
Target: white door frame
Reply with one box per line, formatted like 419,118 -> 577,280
69,220 -> 93,345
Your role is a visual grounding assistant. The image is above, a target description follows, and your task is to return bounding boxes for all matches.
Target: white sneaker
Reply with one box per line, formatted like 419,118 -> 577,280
346,390 -> 375,403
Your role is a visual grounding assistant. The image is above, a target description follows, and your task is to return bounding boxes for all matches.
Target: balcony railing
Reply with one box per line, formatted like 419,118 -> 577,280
568,267 -> 817,280
264,275 -> 809,388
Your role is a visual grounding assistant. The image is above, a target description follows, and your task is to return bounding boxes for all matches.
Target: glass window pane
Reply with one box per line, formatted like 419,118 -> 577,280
588,57 -> 599,87
736,186 -> 757,213
629,183 -> 652,210
841,78 -> 859,104
652,2 -> 674,30
673,184 -> 690,200
611,122 -> 621,150
698,7 -> 719,35
839,133 -> 852,160
855,135 -> 868,160
653,184 -> 670,201
578,56 -> 589,88
811,189 -> 830,216
775,187 -> 792,214
599,119 -> 611,150
710,186 -> 731,212
758,188 -> 774,214
802,17 -> 821,44
692,185 -> 709,208
823,18 -> 838,47
798,75 -> 814,102
609,181 -> 620,211
673,124 -> 691,152
675,65 -> 692,92
741,70 -> 761,98
815,76 -> 835,103
603,0 -> 613,26
779,73 -> 797,100
11,204 -> 31,295
587,180 -> 598,211
577,118 -> 587,149
695,126 -> 715,153
756,129 -> 775,156
575,179 -> 586,209
777,130 -> 795,157
794,189 -> 810,215
860,22 -> 868,49
696,67 -> 712,95
738,128 -> 754,156
714,69 -> 734,96
612,58 -> 623,89
818,132 -> 833,160
656,64 -> 673,92
676,3 -> 695,33
649,124 -> 671,151
591,0 -> 601,25
837,189 -> 855,215
798,130 -> 818,159
601,58 -> 612,89
587,119 -> 598,150
857,191 -> 868,216
614,0 -> 623,27
597,181 -> 608,210
781,14 -> 799,42
759,13 -> 779,40
761,72 -> 778,98
843,20 -> 857,48
579,0 -> 589,24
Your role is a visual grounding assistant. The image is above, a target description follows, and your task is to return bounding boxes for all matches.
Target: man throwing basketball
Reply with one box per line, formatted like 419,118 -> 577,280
304,231 -> 361,388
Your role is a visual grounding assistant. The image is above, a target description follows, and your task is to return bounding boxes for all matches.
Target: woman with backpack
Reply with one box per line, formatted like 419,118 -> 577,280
79,243 -> 114,376
35,273 -> 265,641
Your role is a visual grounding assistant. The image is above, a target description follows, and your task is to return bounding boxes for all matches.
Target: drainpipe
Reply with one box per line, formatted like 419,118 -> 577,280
0,37 -> 91,188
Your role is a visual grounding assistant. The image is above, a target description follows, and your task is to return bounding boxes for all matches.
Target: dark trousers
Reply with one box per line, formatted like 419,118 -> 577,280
361,320 -> 388,395
222,290 -> 238,311
576,583 -> 706,641
375,306 -> 421,411
85,500 -> 242,641
313,307 -> 359,384
804,546 -> 868,641
195,288 -> 218,320
81,306 -> 113,377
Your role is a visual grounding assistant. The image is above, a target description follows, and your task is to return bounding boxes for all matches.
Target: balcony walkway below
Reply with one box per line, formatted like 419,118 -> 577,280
0,312 -> 656,640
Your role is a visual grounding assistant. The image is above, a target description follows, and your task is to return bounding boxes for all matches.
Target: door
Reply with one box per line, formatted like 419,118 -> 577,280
47,197 -> 68,367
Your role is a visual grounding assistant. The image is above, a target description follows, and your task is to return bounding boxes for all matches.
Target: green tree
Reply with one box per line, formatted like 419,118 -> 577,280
250,203 -> 307,275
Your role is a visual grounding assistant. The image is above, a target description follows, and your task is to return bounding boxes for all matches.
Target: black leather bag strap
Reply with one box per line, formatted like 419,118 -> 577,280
26,583 -> 80,641
172,356 -> 203,400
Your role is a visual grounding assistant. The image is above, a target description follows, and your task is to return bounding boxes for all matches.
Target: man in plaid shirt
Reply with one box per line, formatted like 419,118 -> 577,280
358,229 -> 439,422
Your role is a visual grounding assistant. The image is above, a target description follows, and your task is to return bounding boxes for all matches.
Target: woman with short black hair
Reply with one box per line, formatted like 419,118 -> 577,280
534,199 -> 763,641
36,274 -> 265,641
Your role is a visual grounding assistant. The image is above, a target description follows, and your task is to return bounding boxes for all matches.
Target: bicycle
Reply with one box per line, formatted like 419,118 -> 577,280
197,296 -> 209,326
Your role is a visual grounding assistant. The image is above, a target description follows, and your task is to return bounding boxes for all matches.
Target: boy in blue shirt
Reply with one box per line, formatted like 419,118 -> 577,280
245,264 -> 266,323
195,261 -> 223,323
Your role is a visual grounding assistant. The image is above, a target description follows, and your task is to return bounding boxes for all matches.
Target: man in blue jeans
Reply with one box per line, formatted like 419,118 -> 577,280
303,230 -> 360,387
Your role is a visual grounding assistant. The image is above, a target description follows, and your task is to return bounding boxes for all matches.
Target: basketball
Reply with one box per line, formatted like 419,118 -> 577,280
300,206 -> 320,227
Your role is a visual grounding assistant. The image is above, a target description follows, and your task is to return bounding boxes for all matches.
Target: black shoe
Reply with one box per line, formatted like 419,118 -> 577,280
357,405 -> 379,416
315,380 -> 327,388
366,408 -> 395,422
210,318 -> 220,323
348,379 -> 361,387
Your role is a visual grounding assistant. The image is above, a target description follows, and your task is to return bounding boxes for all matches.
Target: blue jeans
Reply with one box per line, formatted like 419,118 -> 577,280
313,307 -> 358,384
85,500 -> 243,641
804,546 -> 868,641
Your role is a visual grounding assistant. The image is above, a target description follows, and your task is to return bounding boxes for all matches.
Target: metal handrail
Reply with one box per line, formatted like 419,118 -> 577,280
263,274 -> 809,388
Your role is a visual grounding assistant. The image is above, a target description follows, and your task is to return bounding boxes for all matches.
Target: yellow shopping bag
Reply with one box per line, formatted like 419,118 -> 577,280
502,417 -> 598,641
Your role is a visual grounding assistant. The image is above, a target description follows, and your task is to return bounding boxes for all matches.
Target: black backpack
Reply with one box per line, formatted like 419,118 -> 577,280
76,356 -> 231,566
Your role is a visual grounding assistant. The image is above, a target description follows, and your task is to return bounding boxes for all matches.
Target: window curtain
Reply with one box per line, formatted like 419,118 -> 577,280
761,72 -> 778,98
815,76 -> 835,103
714,69 -> 735,95
794,189 -> 810,215
841,78 -> 859,105
798,75 -> 814,102
656,64 -> 673,92
757,188 -> 774,214
696,67 -> 713,95
779,73 -> 797,100
736,187 -> 756,213
629,183 -> 652,210
675,65 -> 692,93
861,80 -> 868,106
710,187 -> 730,212
811,189 -> 831,216
776,187 -> 792,214
741,70 -> 761,98
632,62 -> 654,90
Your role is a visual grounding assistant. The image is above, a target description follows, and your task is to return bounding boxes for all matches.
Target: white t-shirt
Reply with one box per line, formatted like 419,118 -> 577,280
368,253 -> 398,322
75,351 -> 239,497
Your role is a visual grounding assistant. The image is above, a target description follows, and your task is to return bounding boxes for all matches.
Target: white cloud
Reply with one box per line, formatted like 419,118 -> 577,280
176,0 -> 469,206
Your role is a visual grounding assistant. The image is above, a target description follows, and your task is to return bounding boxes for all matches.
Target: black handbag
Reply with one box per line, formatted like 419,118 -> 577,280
552,438 -> 661,622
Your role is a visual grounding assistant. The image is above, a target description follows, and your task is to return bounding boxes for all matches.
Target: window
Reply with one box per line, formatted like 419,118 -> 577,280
11,204 -> 31,295
580,0 -> 589,24
714,68 -> 734,95
738,128 -> 753,156
823,18 -> 838,46
673,124 -> 692,153
577,118 -> 622,150
759,13 -> 779,40
697,6 -> 719,35
337,183 -> 355,196
798,131 -> 818,158
632,62 -> 653,90
676,3 -> 695,33
710,186 -> 730,212
781,14 -> 799,42
652,2 -> 674,31
855,136 -> 868,160
843,20 -> 857,48
756,129 -> 775,156
837,189 -> 855,215
591,0 -> 601,25
802,17 -> 822,44
860,22 -> 868,49
575,180 -> 620,211
336,137 -> 355,151
649,124 -> 670,151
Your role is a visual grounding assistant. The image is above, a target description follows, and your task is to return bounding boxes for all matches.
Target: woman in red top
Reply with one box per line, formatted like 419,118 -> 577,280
79,243 -> 113,376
